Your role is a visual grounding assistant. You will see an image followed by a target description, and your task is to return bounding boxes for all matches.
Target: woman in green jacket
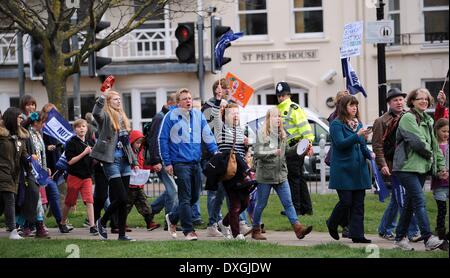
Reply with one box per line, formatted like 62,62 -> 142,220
252,107 -> 313,240
392,88 -> 448,251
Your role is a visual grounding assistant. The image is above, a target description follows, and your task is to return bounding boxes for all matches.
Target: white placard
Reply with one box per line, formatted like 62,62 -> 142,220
130,169 -> 151,185
340,21 -> 363,58
366,20 -> 395,44
296,139 -> 310,156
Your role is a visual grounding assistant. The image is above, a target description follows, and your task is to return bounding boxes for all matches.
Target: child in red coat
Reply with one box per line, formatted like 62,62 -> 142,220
126,130 -> 160,231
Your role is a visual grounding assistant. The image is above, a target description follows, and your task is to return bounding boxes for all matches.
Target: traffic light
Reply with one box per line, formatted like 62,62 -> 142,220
175,22 -> 196,63
211,16 -> 231,73
88,21 -> 112,77
30,37 -> 45,80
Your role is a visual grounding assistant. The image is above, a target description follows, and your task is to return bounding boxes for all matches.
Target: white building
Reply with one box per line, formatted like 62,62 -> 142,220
0,0 -> 448,128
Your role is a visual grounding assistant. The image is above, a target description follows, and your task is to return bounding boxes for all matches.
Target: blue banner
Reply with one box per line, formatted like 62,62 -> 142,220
370,159 -> 389,202
42,108 -> 74,145
247,187 -> 258,222
214,30 -> 243,69
341,57 -> 367,97
27,156 -> 50,186
56,152 -> 68,171
391,175 -> 405,208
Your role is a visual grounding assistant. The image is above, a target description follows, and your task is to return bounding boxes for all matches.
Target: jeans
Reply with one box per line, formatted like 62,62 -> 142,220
328,189 -> 366,239
45,179 -> 62,224
103,156 -> 132,181
394,172 -> 432,241
207,183 -> 226,226
167,162 -> 202,234
222,183 -> 250,237
151,168 -> 178,215
191,200 -> 202,221
1,192 -> 16,231
253,181 -> 299,227
378,192 -> 419,238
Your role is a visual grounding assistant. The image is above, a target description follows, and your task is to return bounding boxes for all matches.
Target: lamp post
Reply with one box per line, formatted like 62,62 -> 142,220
377,0 -> 387,116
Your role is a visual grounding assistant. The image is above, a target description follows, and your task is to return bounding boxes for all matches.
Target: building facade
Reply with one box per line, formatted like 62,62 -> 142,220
0,0 -> 448,128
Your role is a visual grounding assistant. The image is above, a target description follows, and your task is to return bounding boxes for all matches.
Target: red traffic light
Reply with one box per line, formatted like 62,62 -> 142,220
175,24 -> 194,43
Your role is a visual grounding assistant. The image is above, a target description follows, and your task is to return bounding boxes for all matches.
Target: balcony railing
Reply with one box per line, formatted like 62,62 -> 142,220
1,27 -> 177,65
388,32 -> 449,46
109,27 -> 177,61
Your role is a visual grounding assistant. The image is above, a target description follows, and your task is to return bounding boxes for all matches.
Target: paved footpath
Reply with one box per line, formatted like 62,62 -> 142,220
0,227 -> 428,251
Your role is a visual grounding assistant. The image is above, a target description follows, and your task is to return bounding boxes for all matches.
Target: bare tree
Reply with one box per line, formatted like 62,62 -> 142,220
0,0 -> 199,117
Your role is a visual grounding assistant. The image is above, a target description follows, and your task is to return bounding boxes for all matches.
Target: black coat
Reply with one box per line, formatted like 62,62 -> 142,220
203,151 -> 249,191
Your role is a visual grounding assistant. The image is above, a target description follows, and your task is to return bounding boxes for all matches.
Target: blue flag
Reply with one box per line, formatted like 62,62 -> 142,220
215,30 -> 243,69
391,175 -> 405,208
370,159 -> 389,202
27,156 -> 50,186
42,108 -> 74,145
341,57 -> 367,97
56,152 -> 68,171
247,187 -> 258,222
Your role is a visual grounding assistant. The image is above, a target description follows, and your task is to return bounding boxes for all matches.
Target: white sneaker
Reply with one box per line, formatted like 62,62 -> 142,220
9,229 -> 23,240
218,220 -> 232,239
185,232 -> 198,241
394,238 -> 414,251
239,221 -> 252,235
235,234 -> 246,240
206,224 -> 224,237
425,235 -> 444,251
165,214 -> 177,239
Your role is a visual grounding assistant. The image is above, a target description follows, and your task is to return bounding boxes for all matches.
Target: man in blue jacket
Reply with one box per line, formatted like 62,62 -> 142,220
159,88 -> 218,240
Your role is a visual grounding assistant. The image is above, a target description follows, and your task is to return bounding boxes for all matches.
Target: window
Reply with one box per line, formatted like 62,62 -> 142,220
387,81 -> 402,92
388,0 -> 401,45
309,120 -> 330,145
424,80 -> 449,107
292,0 -> 323,36
423,0 -> 449,42
141,92 -> 157,120
67,94 -> 96,121
134,1 -> 168,55
9,97 -> 20,108
238,0 -> 268,36
122,93 -> 132,119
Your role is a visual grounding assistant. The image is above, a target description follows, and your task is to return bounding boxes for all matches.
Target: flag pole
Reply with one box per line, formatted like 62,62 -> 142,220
441,69 -> 449,92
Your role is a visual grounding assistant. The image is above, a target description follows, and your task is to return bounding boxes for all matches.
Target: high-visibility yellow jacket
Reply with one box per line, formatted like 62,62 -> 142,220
277,98 -> 314,144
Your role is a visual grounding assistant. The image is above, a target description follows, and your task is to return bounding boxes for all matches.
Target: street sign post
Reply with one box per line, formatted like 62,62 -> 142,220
366,20 -> 395,44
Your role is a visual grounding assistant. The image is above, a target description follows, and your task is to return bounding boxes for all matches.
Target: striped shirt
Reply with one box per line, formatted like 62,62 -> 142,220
211,106 -> 246,158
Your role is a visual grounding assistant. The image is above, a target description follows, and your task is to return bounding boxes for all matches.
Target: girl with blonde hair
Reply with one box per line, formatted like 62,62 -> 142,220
91,85 -> 138,241
252,108 -> 313,240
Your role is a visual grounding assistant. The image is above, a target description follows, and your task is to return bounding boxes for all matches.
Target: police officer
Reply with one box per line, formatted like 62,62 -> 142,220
276,81 -> 314,215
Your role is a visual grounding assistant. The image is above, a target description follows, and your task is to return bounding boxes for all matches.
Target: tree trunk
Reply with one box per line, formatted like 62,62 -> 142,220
44,53 -> 69,119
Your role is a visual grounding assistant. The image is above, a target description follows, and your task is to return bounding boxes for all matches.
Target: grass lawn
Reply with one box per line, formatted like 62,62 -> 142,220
0,192 -> 448,258
0,239 -> 448,258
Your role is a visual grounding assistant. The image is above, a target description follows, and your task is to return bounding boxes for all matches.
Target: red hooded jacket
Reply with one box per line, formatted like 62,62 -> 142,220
129,130 -> 152,188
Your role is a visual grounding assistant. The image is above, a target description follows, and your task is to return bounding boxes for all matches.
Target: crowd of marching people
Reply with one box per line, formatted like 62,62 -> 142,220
0,76 -> 448,251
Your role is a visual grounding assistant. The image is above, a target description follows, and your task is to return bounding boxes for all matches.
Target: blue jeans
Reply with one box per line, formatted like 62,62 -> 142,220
192,200 -> 202,221
378,192 -> 419,238
394,172 -> 432,241
45,179 -> 62,224
167,162 -> 202,234
151,168 -> 178,215
103,156 -> 132,181
207,183 -> 226,226
252,181 -> 299,227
